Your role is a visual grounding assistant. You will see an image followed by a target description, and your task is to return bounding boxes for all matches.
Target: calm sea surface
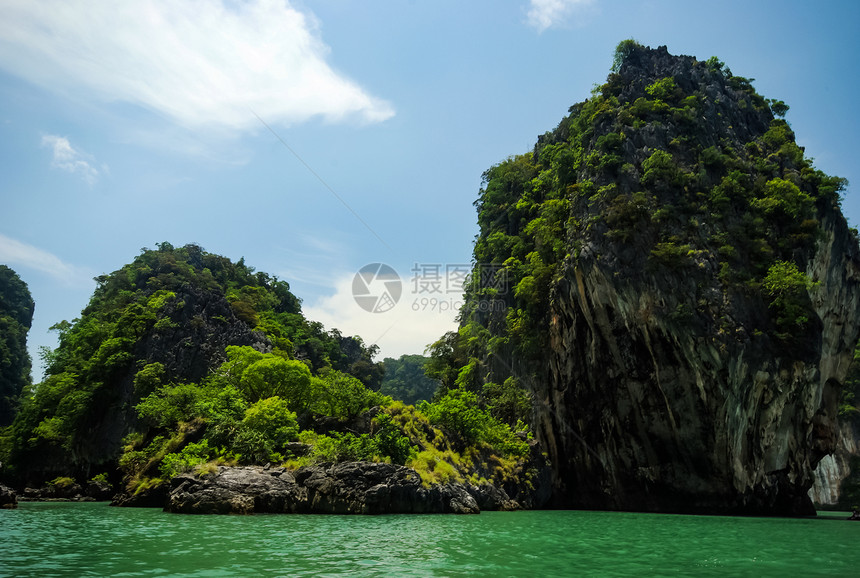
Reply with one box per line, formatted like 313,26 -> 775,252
1,502 -> 858,576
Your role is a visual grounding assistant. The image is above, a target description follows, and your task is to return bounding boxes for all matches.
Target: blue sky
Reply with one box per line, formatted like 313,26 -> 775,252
1,0 -> 858,381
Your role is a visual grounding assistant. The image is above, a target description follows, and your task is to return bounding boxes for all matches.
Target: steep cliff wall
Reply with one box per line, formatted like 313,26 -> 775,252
462,42 -> 860,515
541,201 -> 860,514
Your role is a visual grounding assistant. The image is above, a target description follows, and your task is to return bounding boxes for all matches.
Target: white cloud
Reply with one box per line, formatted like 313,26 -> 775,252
526,0 -> 596,32
0,234 -> 93,286
0,0 -> 394,132
41,135 -> 103,185
303,270 -> 462,361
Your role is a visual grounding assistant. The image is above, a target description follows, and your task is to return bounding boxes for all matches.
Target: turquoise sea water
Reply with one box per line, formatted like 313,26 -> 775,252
1,502 -> 858,577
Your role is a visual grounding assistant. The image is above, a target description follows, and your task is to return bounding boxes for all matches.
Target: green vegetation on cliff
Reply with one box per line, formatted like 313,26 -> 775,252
119,342 -> 532,496
0,244 -> 535,499
431,39 -> 847,415
0,266 -> 34,427
419,41 -> 858,515
1,243 -> 380,480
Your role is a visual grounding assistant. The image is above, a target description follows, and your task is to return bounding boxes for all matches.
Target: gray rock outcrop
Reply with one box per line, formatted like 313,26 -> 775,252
21,481 -> 86,501
85,479 -> 114,501
163,463 -> 481,515
0,483 -> 17,508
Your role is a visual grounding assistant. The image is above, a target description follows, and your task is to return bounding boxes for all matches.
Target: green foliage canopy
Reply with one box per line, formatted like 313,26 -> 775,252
379,355 -> 440,405
0,266 -> 34,426
1,244 -> 385,481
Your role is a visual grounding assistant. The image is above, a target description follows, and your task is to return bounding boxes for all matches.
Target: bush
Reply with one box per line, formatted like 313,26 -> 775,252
159,440 -> 214,479
240,356 -> 313,408
752,178 -> 814,221
419,388 -> 529,457
89,472 -> 110,485
649,242 -> 692,267
482,377 -> 532,426
612,39 -> 640,72
372,413 -> 415,465
133,362 -> 165,395
119,435 -> 167,477
409,449 -> 462,486
313,371 -> 389,421
762,260 -> 817,337
645,77 -> 680,102
641,150 -> 679,187
195,384 -> 248,448
308,432 -> 378,463
136,383 -> 205,428
47,476 -> 76,489
420,389 -> 487,445
231,396 -> 299,463
241,396 -> 298,445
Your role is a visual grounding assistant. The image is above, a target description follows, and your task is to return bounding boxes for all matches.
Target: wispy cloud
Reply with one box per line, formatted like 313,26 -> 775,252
0,1 -> 393,132
41,135 -> 104,185
274,233 -> 356,289
0,233 -> 94,286
526,0 -> 596,32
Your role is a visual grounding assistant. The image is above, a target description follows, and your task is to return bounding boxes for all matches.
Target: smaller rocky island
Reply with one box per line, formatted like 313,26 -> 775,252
0,244 -> 549,515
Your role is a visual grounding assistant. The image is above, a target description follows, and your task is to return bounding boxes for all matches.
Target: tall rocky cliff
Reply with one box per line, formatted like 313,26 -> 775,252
457,43 -> 860,515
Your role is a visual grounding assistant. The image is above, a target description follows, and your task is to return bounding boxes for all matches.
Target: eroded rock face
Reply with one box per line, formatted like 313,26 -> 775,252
542,230 -> 859,514
538,167 -> 860,517
163,463 -> 481,515
809,421 -> 860,506
522,45 -> 860,515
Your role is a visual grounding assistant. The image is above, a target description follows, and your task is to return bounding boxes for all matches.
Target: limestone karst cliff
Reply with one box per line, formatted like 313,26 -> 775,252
450,42 -> 860,515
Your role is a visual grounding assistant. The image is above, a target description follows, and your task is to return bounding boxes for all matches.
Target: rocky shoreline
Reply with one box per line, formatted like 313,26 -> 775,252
8,479 -> 115,504
0,483 -> 16,508
110,461 -> 525,515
